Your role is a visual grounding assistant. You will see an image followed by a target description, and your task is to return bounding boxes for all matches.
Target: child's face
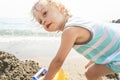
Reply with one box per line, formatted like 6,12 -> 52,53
34,3 -> 66,32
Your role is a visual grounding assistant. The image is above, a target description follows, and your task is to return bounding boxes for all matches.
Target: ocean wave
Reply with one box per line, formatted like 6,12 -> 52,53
0,18 -> 61,37
0,29 -> 61,37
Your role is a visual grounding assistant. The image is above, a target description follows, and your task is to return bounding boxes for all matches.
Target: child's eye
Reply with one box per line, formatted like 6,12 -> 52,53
43,11 -> 47,17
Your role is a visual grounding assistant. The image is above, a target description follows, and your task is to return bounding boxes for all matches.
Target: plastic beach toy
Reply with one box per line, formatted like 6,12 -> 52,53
53,69 -> 68,80
32,68 -> 68,80
32,68 -> 47,80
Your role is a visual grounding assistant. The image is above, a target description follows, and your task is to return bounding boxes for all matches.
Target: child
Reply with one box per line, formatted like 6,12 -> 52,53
32,0 -> 120,80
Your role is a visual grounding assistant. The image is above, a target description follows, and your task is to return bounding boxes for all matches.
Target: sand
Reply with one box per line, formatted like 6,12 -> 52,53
0,36 -> 120,80
33,54 -> 89,80
0,51 -> 41,80
34,55 -> 120,80
0,51 -> 120,80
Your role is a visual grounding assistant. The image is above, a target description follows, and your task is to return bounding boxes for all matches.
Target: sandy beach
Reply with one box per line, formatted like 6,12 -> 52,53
0,36 -> 119,80
34,55 -> 116,80
33,53 -> 89,80
0,36 -> 88,79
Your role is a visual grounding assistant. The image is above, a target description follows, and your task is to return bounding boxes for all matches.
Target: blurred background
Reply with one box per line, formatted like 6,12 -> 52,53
0,0 -> 120,36
0,0 -> 120,59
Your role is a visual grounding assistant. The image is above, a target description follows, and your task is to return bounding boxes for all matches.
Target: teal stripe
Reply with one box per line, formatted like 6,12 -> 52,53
76,26 -> 105,53
96,36 -> 120,63
85,27 -> 116,60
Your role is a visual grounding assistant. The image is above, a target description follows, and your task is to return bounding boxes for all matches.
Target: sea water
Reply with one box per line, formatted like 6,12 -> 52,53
0,18 -> 78,60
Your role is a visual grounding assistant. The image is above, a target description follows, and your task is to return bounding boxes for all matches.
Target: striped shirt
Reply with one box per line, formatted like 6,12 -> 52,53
64,16 -> 120,64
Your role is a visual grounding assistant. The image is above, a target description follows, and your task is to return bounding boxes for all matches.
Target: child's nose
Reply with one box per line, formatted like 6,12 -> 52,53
42,19 -> 46,25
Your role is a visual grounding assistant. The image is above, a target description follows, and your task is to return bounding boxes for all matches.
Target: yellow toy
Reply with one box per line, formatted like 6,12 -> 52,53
32,68 -> 68,80
53,69 -> 68,80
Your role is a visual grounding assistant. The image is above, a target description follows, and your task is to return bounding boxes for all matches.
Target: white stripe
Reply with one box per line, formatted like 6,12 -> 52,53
92,35 -> 118,61
102,49 -> 120,64
82,31 -> 107,56
73,45 -> 81,50
73,24 -> 99,50
73,24 -> 99,51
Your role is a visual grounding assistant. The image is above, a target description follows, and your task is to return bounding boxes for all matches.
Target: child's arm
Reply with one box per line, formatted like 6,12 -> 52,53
43,26 -> 91,80
43,27 -> 79,80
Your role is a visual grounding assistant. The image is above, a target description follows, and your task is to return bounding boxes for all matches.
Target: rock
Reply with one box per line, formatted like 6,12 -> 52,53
112,19 -> 120,23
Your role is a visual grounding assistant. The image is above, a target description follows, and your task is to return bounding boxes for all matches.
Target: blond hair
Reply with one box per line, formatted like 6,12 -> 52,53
32,0 -> 70,18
